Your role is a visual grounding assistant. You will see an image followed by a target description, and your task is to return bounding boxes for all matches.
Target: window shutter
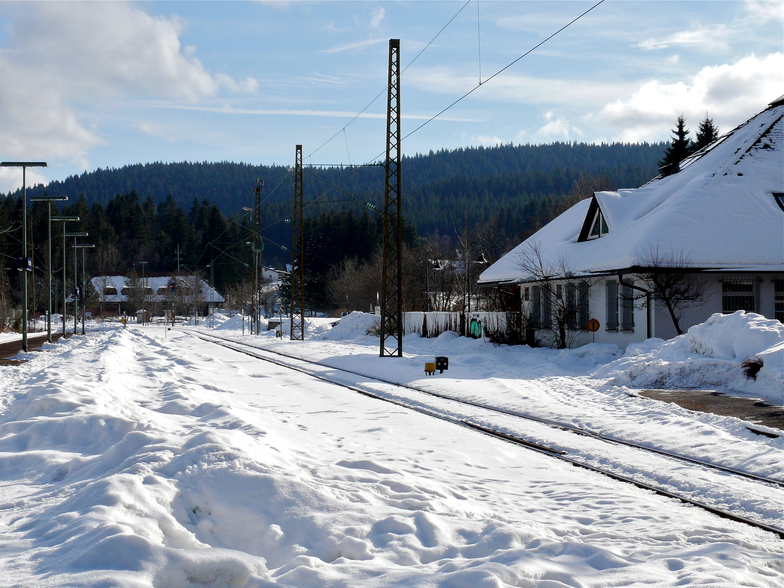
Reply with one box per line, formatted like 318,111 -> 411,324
606,281 -> 618,330
542,286 -> 552,329
531,286 -> 541,329
621,283 -> 634,331
578,282 -> 590,329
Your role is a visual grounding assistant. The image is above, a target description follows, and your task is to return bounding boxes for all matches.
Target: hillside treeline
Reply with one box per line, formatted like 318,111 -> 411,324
1,141 -> 665,315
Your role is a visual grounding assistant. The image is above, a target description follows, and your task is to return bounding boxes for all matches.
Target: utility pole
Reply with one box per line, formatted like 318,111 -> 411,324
379,39 -> 403,357
290,145 -> 305,341
253,177 -> 263,335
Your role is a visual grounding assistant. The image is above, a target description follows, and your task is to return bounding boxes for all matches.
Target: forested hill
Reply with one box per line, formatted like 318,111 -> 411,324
7,141 -> 665,237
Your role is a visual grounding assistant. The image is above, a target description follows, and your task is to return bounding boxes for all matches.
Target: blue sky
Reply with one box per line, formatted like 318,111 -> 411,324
1,0 -> 782,193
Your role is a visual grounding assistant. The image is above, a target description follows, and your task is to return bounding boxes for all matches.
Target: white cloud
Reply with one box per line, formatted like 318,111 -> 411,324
320,37 -> 386,55
535,113 -> 582,141
471,135 -> 504,147
0,167 -> 49,194
591,52 -> 784,142
744,0 -> 784,22
0,2 -> 253,172
370,7 -> 385,29
637,24 -> 730,51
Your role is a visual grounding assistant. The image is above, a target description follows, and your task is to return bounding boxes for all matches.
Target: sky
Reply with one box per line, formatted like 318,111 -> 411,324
0,0 -> 782,194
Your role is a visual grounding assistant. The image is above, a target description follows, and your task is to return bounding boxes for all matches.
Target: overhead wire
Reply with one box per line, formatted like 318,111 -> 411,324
307,0 -> 473,162
367,0 -> 607,163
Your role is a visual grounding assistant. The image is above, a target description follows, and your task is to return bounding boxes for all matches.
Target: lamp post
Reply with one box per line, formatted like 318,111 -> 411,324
465,242 -> 488,314
54,218 -> 80,336
139,261 -> 148,325
29,194 -> 68,342
64,231 -> 88,335
1,161 -> 48,351
74,244 -> 94,334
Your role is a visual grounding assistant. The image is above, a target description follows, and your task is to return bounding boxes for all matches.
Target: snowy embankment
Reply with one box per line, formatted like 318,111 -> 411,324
594,311 -> 784,404
0,311 -> 782,587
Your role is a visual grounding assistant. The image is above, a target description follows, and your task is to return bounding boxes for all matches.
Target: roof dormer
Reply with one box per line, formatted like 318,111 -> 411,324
577,196 -> 609,242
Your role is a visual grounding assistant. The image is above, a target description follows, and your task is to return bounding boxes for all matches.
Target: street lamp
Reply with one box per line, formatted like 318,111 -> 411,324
465,242 -> 488,314
29,194 -> 68,342
65,231 -> 88,335
139,261 -> 148,325
424,252 -> 442,313
1,161 -> 48,351
74,244 -> 94,334
54,218 -> 80,336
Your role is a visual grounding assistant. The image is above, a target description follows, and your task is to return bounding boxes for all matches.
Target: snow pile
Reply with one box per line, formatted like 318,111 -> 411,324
595,312 -> 784,404
214,313 -> 262,332
319,311 -> 378,341
687,311 -> 784,360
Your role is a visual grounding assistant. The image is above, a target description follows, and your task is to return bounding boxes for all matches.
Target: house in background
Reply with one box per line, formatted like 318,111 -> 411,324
91,274 -> 225,318
478,97 -> 784,348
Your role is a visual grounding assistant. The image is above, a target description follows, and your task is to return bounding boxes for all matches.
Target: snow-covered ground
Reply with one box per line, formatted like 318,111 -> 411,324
0,311 -> 782,587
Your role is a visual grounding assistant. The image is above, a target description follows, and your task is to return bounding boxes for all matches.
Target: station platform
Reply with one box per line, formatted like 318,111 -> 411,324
640,389 -> 784,438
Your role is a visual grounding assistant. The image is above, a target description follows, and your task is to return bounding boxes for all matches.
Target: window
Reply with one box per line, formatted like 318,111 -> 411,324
620,282 -> 635,331
773,192 -> 784,212
775,278 -> 784,323
587,208 -> 609,240
606,280 -> 619,330
722,278 -> 755,313
103,287 -> 117,295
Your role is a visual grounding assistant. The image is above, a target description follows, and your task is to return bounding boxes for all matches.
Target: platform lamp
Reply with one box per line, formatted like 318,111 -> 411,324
29,195 -> 68,343
74,244 -> 94,334
1,161 -> 47,352
64,231 -> 88,335
53,218 -> 80,336
139,261 -> 148,325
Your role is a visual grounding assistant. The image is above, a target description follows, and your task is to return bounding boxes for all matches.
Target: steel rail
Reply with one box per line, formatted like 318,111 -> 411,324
192,330 -> 784,489
189,331 -> 784,539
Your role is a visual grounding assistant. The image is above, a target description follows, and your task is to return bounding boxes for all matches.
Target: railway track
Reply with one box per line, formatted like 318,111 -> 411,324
190,330 -> 784,540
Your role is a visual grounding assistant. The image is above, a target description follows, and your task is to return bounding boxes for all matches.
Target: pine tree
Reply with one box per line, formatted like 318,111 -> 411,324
694,114 -> 720,152
658,115 -> 692,176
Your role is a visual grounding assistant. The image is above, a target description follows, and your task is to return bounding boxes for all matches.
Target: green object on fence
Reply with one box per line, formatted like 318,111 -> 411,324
469,318 -> 482,338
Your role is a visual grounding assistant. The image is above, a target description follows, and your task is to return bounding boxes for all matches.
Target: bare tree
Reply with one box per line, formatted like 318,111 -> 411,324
515,242 -> 593,349
638,246 -> 706,335
327,257 -> 376,313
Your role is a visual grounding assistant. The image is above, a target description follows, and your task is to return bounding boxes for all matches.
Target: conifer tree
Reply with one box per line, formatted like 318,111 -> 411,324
658,115 -> 692,176
694,114 -> 720,151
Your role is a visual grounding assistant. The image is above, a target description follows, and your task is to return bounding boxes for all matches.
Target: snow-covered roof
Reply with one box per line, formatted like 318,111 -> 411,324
91,275 -> 225,303
479,100 -> 784,285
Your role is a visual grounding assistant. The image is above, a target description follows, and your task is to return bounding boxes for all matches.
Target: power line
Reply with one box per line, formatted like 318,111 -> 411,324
307,0 -> 472,161
367,0 -> 607,163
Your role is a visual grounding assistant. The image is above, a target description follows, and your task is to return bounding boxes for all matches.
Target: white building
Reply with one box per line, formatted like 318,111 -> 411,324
478,97 -> 784,348
91,275 -> 224,316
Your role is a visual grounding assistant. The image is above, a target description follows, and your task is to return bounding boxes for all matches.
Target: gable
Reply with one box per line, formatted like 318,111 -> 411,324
577,196 -> 610,242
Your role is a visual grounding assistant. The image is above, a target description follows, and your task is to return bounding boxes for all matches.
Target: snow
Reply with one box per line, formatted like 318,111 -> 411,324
595,311 -> 784,404
1,311 -> 783,586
